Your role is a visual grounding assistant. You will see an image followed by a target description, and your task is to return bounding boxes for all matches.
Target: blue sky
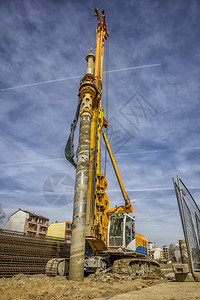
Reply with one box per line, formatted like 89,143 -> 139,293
0,0 -> 199,247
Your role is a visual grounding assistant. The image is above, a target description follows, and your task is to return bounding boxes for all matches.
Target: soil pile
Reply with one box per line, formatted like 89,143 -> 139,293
0,274 -> 161,300
0,271 -> 199,300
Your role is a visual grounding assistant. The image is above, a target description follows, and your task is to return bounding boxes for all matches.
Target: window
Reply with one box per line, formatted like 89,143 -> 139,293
66,223 -> 72,229
65,230 -> 72,236
28,223 -> 37,231
125,217 -> 132,247
40,226 -> 47,232
109,215 -> 124,247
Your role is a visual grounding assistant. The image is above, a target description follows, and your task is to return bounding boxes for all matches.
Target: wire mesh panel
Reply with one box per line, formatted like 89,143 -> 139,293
173,176 -> 200,273
0,229 -> 70,277
195,212 -> 200,246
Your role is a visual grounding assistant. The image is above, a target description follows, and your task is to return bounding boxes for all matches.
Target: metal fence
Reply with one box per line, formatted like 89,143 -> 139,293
173,175 -> 200,273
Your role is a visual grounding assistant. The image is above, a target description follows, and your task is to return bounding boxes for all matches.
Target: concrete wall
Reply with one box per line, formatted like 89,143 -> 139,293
4,210 -> 28,232
47,222 -> 65,239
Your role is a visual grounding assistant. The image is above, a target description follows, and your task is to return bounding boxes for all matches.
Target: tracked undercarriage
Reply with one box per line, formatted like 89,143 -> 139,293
46,258 -> 69,276
46,255 -> 161,280
112,258 -> 161,279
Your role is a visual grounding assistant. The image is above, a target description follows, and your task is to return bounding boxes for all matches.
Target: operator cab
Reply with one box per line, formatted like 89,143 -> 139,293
107,213 -> 135,251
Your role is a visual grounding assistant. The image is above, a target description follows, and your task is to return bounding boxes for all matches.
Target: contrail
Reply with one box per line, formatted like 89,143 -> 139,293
115,150 -> 159,156
0,75 -> 82,92
109,187 -> 173,192
0,63 -> 161,92
0,151 -> 159,166
0,158 -> 65,167
110,186 -> 200,192
105,63 -> 161,74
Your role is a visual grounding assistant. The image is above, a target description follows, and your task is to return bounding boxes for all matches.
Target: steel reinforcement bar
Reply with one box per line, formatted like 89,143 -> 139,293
0,229 -> 70,277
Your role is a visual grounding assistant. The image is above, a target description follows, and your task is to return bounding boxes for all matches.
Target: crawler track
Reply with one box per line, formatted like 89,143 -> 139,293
112,257 -> 161,279
46,258 -> 69,276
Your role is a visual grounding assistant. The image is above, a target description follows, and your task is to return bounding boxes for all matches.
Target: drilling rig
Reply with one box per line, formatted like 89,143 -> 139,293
46,8 -> 160,281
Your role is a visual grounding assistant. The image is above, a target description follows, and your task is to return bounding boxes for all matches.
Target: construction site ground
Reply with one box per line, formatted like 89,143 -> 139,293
0,273 -> 200,300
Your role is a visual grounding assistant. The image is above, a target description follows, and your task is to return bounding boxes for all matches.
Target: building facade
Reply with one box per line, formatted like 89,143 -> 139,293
4,209 -> 49,236
47,221 -> 72,242
65,221 -> 72,242
162,245 -> 170,260
149,247 -> 163,260
148,241 -> 156,251
162,243 -> 181,262
169,243 -> 181,262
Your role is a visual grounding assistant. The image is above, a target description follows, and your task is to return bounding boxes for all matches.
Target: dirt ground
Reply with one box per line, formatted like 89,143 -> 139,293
0,274 -> 200,300
108,281 -> 200,300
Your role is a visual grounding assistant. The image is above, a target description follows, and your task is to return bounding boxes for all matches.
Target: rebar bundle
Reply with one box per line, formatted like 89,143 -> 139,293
0,229 -> 70,277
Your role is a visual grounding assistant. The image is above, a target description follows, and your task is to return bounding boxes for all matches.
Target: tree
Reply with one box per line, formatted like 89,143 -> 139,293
0,204 -> 5,225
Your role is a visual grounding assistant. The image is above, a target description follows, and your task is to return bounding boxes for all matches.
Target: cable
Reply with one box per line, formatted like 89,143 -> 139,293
104,38 -> 109,175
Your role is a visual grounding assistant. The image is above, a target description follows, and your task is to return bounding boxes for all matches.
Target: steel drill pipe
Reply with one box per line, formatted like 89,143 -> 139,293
68,51 -> 96,281
68,113 -> 92,281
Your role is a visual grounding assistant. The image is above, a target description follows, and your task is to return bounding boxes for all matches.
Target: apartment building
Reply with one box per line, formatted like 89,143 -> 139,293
148,241 -> 156,251
162,245 -> 170,260
47,221 -> 72,242
162,243 -> 181,262
4,209 -> 49,236
149,247 -> 163,260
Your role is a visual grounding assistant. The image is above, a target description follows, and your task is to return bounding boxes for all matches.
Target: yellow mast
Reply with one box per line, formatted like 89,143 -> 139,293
85,8 -> 133,254
85,8 -> 109,250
